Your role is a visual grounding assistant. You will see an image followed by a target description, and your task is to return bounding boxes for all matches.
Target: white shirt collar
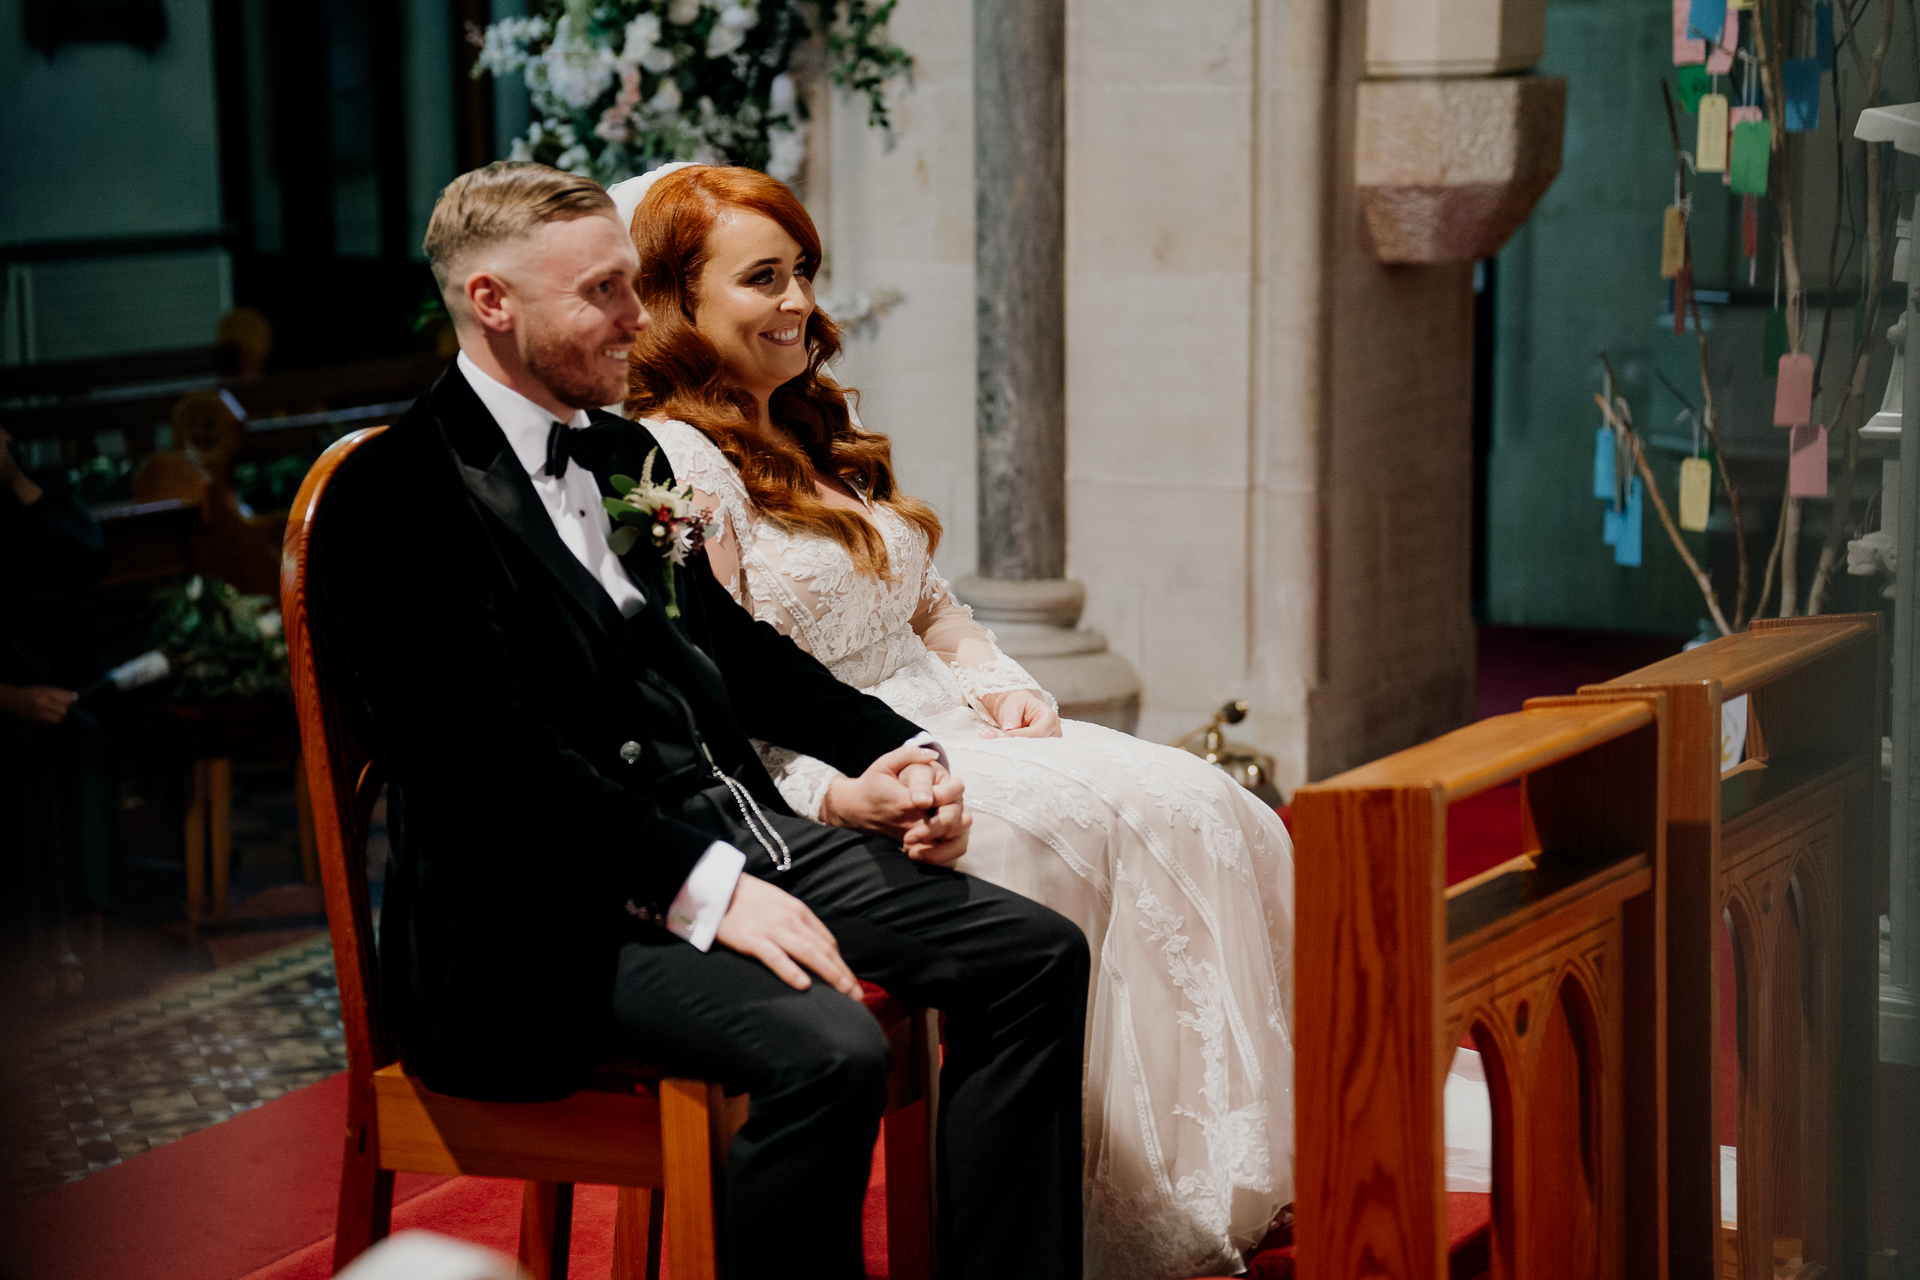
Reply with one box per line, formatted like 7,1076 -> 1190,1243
457,350 -> 591,479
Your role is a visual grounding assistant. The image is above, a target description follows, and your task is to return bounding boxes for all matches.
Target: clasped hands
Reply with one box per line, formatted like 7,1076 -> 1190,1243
715,744 -> 969,998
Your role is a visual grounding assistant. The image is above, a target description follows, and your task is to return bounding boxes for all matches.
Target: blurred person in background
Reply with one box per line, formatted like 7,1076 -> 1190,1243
0,424 -> 116,1001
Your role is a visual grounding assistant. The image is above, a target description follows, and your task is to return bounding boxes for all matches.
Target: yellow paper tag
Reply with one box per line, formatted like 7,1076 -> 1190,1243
1727,0 -> 1753,9
1661,206 -> 1686,278
1697,94 -> 1729,171
1679,456 -> 1712,531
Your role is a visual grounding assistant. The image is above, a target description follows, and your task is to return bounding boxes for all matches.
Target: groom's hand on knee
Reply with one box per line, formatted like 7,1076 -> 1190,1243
716,875 -> 862,998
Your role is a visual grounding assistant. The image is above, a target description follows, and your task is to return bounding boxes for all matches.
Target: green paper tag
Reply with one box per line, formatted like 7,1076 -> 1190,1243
1762,307 -> 1788,375
1730,120 -> 1770,194
1678,65 -> 1711,111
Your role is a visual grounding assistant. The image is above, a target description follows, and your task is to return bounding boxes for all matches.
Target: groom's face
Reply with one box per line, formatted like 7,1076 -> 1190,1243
498,213 -> 647,409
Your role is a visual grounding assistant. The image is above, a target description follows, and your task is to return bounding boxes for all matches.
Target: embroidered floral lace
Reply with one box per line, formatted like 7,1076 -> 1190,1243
647,418 -> 1296,1280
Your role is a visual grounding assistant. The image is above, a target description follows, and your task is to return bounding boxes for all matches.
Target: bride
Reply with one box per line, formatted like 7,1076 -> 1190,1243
610,163 -> 1295,1280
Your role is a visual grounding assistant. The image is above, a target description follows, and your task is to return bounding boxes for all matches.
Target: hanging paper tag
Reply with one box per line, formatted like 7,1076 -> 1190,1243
1673,0 -> 1707,63
1679,456 -> 1713,530
1730,120 -> 1771,194
1741,194 -> 1758,256
1773,352 -> 1814,425
1678,64 -> 1712,111
1603,505 -> 1622,546
1815,1 -> 1835,69
1789,424 -> 1828,495
1697,94 -> 1730,170
1763,307 -> 1788,374
1727,0 -> 1753,8
1784,58 -> 1821,131
1615,477 -> 1644,566
1593,427 -> 1617,499
1662,206 -> 1687,276
1709,10 -> 1737,73
1687,0 -> 1727,44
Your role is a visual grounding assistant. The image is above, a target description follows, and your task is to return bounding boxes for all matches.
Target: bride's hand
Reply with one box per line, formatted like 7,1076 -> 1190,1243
822,745 -> 970,852
978,689 -> 1063,739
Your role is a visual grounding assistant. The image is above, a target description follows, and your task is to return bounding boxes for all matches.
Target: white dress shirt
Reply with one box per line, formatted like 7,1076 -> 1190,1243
458,354 -> 949,953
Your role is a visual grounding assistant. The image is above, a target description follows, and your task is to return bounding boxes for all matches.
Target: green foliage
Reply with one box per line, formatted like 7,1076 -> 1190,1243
231,455 -> 312,514
822,0 -> 911,131
144,577 -> 289,702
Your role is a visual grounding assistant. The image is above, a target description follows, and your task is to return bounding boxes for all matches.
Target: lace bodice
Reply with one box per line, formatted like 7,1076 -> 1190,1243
646,418 -> 1053,815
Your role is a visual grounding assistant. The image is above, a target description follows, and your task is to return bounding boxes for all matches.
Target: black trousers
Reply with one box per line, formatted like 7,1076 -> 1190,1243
0,709 -> 118,944
610,790 -> 1089,1280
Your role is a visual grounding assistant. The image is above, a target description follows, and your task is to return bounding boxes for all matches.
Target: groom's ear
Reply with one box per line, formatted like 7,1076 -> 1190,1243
464,269 -> 516,335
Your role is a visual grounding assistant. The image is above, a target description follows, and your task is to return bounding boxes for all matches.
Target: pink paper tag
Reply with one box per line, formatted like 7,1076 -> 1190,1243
1708,11 -> 1736,72
1773,352 -> 1813,425
1789,424 -> 1828,495
1674,0 -> 1706,63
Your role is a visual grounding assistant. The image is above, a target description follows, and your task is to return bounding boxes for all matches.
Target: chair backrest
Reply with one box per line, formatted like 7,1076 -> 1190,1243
281,426 -> 393,1078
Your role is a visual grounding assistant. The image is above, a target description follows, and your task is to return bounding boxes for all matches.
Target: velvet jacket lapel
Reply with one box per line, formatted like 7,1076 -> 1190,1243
431,366 -> 631,649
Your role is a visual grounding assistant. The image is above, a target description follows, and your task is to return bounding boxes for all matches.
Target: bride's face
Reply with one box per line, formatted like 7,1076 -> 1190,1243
692,208 -> 816,405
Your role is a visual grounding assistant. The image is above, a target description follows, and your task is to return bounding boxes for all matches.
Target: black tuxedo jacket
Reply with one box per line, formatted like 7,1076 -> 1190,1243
312,363 -> 923,1101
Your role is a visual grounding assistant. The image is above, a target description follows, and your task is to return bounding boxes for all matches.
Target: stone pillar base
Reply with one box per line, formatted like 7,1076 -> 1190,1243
955,576 -> 1142,734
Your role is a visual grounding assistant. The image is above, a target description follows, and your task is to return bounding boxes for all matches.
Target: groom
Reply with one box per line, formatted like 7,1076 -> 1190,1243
311,162 -> 1087,1279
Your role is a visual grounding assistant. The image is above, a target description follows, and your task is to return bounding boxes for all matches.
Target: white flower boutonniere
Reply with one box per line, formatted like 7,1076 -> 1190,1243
604,447 -> 722,618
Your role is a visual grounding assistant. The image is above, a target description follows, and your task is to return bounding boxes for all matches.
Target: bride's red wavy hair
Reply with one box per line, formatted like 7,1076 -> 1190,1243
623,165 -> 940,579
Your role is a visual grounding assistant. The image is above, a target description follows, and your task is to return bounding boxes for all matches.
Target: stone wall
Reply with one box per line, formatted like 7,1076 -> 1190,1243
813,0 -> 1480,790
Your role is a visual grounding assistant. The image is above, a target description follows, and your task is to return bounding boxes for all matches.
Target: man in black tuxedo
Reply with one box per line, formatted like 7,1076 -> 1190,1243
311,162 -> 1087,1279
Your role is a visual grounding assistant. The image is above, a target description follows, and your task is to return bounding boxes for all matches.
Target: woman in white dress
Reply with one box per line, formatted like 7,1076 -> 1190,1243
612,163 -> 1295,1280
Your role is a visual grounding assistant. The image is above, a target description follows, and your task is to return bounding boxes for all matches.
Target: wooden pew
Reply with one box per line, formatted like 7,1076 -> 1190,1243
1587,614 -> 1883,1280
1292,695 -> 1668,1280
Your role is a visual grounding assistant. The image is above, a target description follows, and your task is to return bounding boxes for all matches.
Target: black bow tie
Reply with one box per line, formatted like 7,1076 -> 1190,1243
544,420 -> 579,479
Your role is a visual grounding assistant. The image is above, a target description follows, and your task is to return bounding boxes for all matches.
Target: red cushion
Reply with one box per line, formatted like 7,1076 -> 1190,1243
1239,1193 -> 1492,1280
859,980 -> 912,1024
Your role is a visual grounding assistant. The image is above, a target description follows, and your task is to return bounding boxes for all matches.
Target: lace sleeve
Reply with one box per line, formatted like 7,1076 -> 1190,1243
752,740 -> 844,822
646,418 -> 754,603
911,562 -> 1057,713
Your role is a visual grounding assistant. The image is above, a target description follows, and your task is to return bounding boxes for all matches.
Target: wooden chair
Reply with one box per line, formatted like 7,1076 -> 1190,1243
1292,694 -> 1669,1280
1587,614 -> 1882,1280
283,427 -> 939,1280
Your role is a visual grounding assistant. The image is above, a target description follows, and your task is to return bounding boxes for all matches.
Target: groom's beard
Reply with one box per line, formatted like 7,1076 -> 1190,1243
524,320 -> 626,411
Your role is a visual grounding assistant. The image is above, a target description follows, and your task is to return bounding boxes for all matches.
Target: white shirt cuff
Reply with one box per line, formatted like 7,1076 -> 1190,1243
902,730 -> 949,772
664,841 -> 747,952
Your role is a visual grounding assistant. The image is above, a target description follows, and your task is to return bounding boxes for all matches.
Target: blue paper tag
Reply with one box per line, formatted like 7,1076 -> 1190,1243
1687,0 -> 1727,43
1604,505 -> 1622,546
1815,1 -> 1835,70
1614,477 -> 1644,566
1593,427 -> 1617,499
1785,57 -> 1821,131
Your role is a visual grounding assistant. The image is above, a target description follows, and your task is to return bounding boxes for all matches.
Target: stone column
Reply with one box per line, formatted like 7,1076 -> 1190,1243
961,0 -> 1139,729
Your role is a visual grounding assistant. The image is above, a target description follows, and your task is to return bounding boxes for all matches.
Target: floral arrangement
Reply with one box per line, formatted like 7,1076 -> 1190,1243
604,449 -> 722,616
472,0 -> 911,185
144,576 -> 289,702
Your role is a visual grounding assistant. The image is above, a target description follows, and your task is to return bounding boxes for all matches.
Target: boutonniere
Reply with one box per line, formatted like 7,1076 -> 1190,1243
604,448 -> 722,618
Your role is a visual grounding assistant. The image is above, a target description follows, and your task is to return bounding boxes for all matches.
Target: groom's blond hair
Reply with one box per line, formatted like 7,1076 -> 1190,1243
423,162 -> 615,296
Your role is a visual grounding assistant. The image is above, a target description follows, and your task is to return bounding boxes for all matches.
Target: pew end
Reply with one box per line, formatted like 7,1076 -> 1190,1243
1292,695 -> 1668,1280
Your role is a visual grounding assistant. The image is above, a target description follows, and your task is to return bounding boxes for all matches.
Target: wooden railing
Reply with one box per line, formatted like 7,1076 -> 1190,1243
1589,614 -> 1883,1280
1292,695 -> 1669,1280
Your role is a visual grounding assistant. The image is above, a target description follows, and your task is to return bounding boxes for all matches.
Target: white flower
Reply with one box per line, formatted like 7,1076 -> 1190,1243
619,11 -> 661,67
642,45 -> 676,73
768,71 -> 797,119
257,611 -> 283,639
706,3 -> 757,56
765,122 -> 805,181
667,0 -> 703,23
474,16 -> 550,76
555,144 -> 592,173
649,78 -> 683,112
541,16 -> 617,108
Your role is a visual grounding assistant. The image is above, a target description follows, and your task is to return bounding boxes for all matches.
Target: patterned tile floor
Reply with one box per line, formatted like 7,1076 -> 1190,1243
3,935 -> 346,1199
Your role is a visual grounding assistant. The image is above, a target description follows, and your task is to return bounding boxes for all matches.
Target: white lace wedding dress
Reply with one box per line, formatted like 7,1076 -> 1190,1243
647,419 -> 1295,1280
